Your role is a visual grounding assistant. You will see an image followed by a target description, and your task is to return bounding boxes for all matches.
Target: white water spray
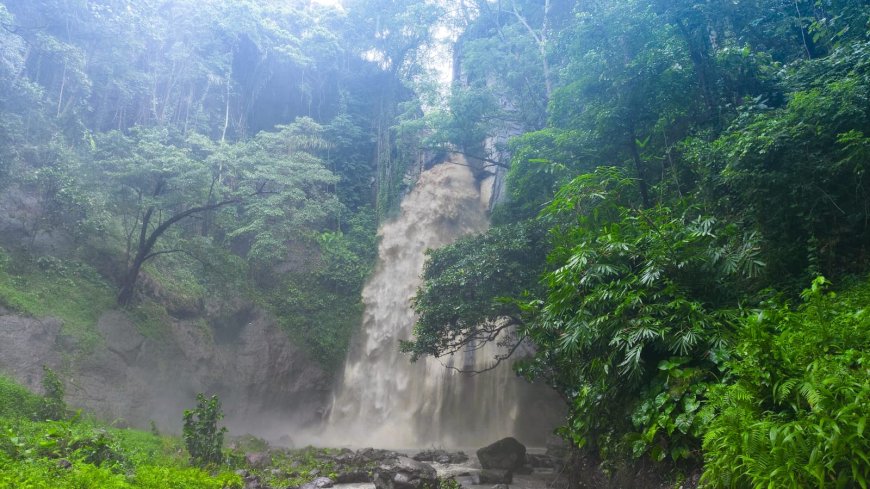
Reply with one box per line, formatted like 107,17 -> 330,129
320,158 -> 560,448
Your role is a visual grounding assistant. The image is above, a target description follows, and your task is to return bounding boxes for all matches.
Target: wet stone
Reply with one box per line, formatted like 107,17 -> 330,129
477,438 -> 526,471
373,456 -> 437,489
412,449 -> 468,465
246,451 -> 273,469
478,469 -> 513,484
336,470 -> 372,483
299,477 -> 334,489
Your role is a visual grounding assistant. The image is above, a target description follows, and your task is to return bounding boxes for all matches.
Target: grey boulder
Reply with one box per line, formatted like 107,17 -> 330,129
373,456 -> 438,489
476,437 -> 526,471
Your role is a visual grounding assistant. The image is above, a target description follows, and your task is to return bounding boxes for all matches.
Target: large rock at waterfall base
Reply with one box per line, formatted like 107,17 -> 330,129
477,437 -> 526,471
374,456 -> 437,489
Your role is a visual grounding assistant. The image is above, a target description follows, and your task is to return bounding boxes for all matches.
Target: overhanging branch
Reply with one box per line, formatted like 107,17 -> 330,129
438,333 -> 528,376
422,147 -> 510,169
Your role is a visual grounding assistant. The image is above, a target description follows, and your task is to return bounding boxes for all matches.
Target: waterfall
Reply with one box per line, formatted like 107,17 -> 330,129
320,157 -> 561,448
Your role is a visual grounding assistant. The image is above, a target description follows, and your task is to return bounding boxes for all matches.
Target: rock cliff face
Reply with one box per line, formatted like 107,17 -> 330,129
0,302 -> 329,440
0,183 -> 331,440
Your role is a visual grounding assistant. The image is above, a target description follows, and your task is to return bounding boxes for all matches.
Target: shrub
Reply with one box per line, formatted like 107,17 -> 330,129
38,366 -> 66,421
182,394 -> 227,468
702,277 -> 870,487
0,376 -> 42,419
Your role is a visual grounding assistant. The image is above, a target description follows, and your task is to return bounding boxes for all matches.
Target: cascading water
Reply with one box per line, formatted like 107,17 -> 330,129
321,157 -> 561,448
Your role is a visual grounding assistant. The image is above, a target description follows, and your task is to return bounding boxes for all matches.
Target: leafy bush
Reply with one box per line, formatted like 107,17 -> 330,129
182,394 -> 227,468
519,167 -> 761,462
0,401 -> 241,489
38,366 -> 66,421
0,376 -> 42,419
702,277 -> 870,487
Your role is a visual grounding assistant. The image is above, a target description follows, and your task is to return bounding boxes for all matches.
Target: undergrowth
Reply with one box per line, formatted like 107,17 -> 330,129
0,249 -> 114,350
701,276 -> 870,488
266,274 -> 365,371
0,375 -> 242,489
0,376 -> 43,419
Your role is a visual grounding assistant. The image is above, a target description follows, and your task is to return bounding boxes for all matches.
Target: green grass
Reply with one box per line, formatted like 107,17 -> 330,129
0,376 -> 242,489
0,253 -> 115,350
0,451 -> 243,489
0,376 -> 391,489
142,254 -> 205,311
127,301 -> 173,340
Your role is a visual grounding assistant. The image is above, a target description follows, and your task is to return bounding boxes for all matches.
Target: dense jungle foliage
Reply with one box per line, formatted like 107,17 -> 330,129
408,0 -> 870,486
0,0 -> 449,367
0,0 -> 868,487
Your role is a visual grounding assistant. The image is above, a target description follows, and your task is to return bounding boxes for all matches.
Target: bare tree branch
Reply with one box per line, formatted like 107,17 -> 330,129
422,147 -> 510,169
438,332 -> 528,376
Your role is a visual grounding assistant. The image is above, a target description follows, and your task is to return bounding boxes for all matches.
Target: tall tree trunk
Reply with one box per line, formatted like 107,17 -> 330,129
117,250 -> 148,306
628,132 -> 651,209
118,203 -> 155,306
56,63 -> 67,118
672,17 -> 715,120
511,0 -> 552,101
117,197 -> 241,306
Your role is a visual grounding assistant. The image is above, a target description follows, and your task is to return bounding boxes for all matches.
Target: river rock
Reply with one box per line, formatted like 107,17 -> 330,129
243,473 -> 270,489
491,485 -> 509,489
477,437 -> 526,471
335,471 -> 371,483
373,456 -> 437,489
246,451 -> 273,469
478,469 -> 513,484
357,447 -> 401,464
298,477 -> 334,489
525,454 -> 554,468
333,448 -> 356,464
412,449 -> 469,464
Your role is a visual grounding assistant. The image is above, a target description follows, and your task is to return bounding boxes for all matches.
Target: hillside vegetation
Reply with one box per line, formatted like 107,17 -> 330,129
0,0 -> 442,368
0,0 -> 868,487
407,0 -> 870,486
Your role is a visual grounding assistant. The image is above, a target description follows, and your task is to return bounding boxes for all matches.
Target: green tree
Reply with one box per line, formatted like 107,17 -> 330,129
94,120 -> 338,305
406,220 -> 548,364
692,43 -> 870,286
222,118 -> 340,269
94,127 -> 235,305
182,393 -> 227,468
521,168 -> 761,457
39,365 -> 66,421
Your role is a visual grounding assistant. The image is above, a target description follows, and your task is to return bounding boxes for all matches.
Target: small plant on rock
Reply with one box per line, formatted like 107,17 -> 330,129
183,393 -> 228,468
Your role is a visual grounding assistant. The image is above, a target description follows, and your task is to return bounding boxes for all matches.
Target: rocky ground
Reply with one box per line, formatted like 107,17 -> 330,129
231,437 -> 570,489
